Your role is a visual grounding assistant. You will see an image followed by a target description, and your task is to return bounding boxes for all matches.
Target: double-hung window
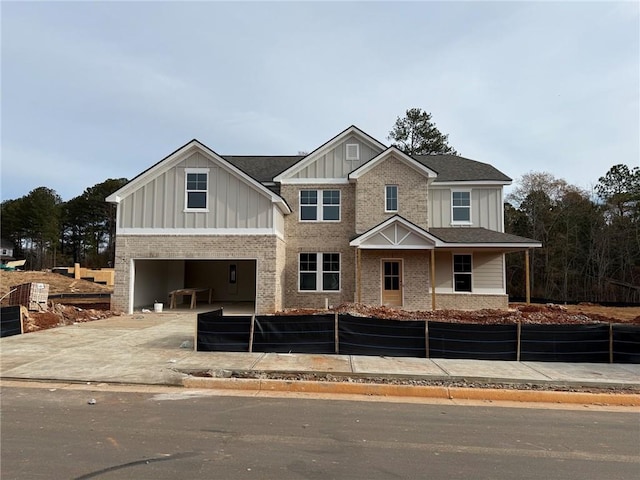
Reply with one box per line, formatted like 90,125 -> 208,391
299,190 -> 340,221
453,254 -> 472,292
299,253 -> 340,291
385,185 -> 398,212
452,190 -> 471,223
185,168 -> 209,210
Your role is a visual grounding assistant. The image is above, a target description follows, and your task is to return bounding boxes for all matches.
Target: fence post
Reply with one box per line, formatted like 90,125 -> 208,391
335,312 -> 339,354
249,315 -> 255,353
425,320 -> 429,359
609,322 -> 613,364
516,320 -> 522,362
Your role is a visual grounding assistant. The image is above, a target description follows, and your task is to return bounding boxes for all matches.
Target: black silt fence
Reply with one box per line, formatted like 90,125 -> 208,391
0,306 -> 22,338
197,309 -> 251,352
428,322 -> 518,360
520,324 -> 610,362
612,325 -> 640,364
338,315 -> 426,357
252,315 -> 335,354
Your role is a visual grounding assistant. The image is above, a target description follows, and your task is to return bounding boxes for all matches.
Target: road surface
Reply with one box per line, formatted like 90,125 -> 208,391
1,384 -> 638,479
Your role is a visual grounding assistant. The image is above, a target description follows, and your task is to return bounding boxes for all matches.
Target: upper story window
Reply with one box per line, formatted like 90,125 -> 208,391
453,254 -> 472,292
385,185 -> 398,212
345,143 -> 360,161
452,190 -> 471,223
185,168 -> 209,210
300,189 -> 341,222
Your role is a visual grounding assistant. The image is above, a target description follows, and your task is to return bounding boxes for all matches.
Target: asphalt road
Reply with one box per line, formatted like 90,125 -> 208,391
1,385 -> 638,480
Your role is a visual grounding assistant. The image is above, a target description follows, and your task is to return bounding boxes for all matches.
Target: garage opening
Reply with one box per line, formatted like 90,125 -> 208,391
132,259 -> 256,313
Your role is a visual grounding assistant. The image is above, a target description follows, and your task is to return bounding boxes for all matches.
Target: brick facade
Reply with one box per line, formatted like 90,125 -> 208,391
355,156 -> 429,233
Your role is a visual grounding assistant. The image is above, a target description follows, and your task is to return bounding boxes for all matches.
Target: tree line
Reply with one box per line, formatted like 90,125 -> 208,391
1,178 -> 128,270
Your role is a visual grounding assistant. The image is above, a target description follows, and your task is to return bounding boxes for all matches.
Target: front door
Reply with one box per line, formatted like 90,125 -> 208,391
382,260 -> 402,306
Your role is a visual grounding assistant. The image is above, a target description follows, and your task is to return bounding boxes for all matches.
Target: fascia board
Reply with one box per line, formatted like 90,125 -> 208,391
273,126 -> 386,182
349,147 -> 437,180
431,180 -> 512,186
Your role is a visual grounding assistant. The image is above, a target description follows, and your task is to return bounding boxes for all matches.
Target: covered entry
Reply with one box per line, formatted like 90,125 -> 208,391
132,259 -> 256,312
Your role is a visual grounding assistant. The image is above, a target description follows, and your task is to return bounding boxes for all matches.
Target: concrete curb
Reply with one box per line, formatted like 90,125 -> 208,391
182,377 -> 640,406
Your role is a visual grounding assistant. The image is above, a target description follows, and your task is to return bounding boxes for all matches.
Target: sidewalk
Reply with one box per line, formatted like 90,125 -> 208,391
1,312 -> 638,404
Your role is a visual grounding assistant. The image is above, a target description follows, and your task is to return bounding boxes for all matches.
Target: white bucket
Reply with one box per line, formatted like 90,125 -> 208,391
153,302 -> 163,313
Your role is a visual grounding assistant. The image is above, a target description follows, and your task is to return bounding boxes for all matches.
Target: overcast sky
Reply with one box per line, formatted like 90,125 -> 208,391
2,1 -> 638,203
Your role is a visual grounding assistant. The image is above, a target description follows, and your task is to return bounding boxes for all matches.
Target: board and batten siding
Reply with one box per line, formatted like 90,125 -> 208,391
429,187 -> 503,231
292,135 -> 382,179
118,152 -> 274,230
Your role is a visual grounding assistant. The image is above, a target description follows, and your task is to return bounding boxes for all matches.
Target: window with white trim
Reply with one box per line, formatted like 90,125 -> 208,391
453,254 -> 472,292
299,190 -> 341,221
299,253 -> 340,291
452,190 -> 471,223
185,169 -> 209,210
346,143 -> 359,161
385,185 -> 398,212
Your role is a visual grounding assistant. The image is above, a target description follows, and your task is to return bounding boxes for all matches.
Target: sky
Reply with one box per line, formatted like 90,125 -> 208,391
1,0 -> 639,203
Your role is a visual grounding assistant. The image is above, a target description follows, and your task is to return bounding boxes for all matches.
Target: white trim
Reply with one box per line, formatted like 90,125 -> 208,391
432,181 -> 511,186
279,178 -> 350,185
273,126 -> 386,182
451,189 -> 472,225
349,147 -> 437,180
346,143 -> 360,161
116,228 -> 278,236
128,258 -> 135,314
106,140 -> 291,215
385,184 -> 398,213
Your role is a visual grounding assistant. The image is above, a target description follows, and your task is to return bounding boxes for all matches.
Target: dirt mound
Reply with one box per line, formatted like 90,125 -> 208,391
0,270 -> 112,300
279,302 -> 640,325
23,304 -> 122,333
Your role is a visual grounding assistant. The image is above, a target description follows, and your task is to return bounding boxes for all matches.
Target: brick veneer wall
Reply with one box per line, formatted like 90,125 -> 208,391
111,234 -> 282,314
359,250 -> 432,311
355,156 -> 429,233
280,183 -> 357,309
434,293 -> 509,310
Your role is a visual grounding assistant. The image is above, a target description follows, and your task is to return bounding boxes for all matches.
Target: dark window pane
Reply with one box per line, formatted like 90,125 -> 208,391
323,190 -> 340,205
187,191 -> 207,209
454,274 -> 472,292
323,205 -> 339,221
300,253 -> 317,271
454,255 -> 472,273
322,253 -> 339,271
300,206 -> 317,221
452,208 -> 470,222
300,190 -> 317,205
300,273 -> 317,290
323,273 -> 339,291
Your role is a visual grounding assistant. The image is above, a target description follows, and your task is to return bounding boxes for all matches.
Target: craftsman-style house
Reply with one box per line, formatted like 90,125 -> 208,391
106,126 -> 540,314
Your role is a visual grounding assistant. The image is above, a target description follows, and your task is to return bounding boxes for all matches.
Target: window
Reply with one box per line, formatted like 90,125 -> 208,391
185,169 -> 209,210
299,190 -> 340,221
452,191 -> 471,223
385,185 -> 398,212
453,254 -> 472,292
299,253 -> 340,291
346,143 -> 359,161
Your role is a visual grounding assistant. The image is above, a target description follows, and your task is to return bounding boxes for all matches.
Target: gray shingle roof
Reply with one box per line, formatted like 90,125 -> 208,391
223,155 -> 304,183
414,155 -> 512,183
428,228 -> 540,244
223,154 -> 511,184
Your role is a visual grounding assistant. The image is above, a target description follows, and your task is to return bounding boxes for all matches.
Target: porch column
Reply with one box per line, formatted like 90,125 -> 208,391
430,249 -> 436,310
525,249 -> 531,304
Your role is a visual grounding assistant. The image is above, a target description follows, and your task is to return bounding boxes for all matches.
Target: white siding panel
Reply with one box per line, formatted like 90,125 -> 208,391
117,153 -> 276,231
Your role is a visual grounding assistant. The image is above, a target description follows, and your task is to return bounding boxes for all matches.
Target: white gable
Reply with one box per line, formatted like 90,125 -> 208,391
350,216 -> 436,250
274,126 -> 386,183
